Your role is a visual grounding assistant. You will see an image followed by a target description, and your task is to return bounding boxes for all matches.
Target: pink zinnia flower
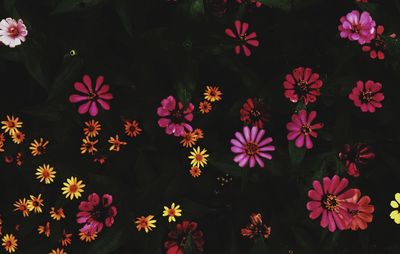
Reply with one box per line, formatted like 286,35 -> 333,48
230,126 -> 275,168
345,189 -> 374,231
157,96 -> 194,137
286,110 -> 323,149
225,20 -> 259,57
348,80 -> 384,113
306,175 -> 358,232
338,10 -> 376,45
77,193 -> 117,234
236,0 -> 262,8
338,143 -> 375,177
0,18 -> 28,48
283,67 -> 323,105
69,75 -> 113,116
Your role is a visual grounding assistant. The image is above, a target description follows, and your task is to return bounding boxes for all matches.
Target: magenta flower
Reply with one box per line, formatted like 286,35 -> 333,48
230,126 -> 275,168
69,75 -> 113,116
225,20 -> 259,57
286,110 -> 323,149
236,0 -> 262,8
338,10 -> 376,45
157,96 -> 194,137
339,143 -> 375,177
348,80 -> 384,113
0,18 -> 28,48
77,193 -> 117,234
283,67 -> 323,105
306,175 -> 358,232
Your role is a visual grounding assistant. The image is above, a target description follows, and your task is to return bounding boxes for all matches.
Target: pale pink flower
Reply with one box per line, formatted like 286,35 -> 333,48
0,18 -> 28,48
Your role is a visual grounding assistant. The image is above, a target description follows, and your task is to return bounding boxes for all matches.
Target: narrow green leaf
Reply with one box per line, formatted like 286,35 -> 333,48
288,141 -> 306,166
114,0 -> 134,38
52,0 -> 109,14
250,236 -> 267,254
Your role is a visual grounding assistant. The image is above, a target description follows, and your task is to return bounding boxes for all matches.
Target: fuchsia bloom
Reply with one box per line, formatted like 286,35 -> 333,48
225,20 -> 259,57
230,126 -> 275,168
283,67 -> 323,105
348,80 -> 384,113
286,110 -> 323,149
306,175 -> 358,232
361,25 -> 386,60
339,143 -> 375,177
164,221 -> 204,254
77,193 -> 117,234
69,75 -> 113,116
236,0 -> 262,8
0,18 -> 28,48
338,10 -> 376,45
157,96 -> 194,137
345,189 -> 374,231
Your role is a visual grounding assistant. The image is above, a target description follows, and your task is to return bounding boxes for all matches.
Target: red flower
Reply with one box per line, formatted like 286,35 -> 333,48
240,98 -> 270,128
241,213 -> 271,239
164,221 -> 204,254
283,67 -> 323,105
339,143 -> 375,177
345,189 -> 374,230
225,20 -> 259,57
348,80 -> 384,113
361,25 -> 386,60
77,193 -> 117,234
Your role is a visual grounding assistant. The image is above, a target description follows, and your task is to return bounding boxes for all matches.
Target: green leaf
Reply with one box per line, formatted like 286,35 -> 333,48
19,40 -> 48,90
250,236 -> 267,254
209,159 -> 243,177
258,0 -> 291,11
87,224 -> 126,254
52,0 -> 109,14
288,141 -> 306,166
183,234 -> 195,254
114,0 -> 134,38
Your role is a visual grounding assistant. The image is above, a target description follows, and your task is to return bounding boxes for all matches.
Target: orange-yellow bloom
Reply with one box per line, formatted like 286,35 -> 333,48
11,131 -> 25,144
13,198 -> 30,217
80,137 -> 98,155
35,164 -> 56,184
2,234 -> 17,253
27,194 -> 44,213
124,120 -> 142,137
1,115 -> 22,136
199,101 -> 212,114
50,207 -> 65,221
29,138 -> 49,156
61,177 -> 85,200
135,215 -> 156,233
38,222 -> 51,237
83,119 -> 101,138
204,86 -> 222,102
108,135 -> 127,151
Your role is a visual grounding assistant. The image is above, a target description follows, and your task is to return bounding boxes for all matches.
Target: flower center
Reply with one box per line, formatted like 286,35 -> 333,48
69,184 -> 78,193
88,92 -> 97,100
5,241 -> 11,247
8,26 -> 19,37
7,121 -> 15,128
323,194 -> 338,211
171,109 -> 184,123
301,125 -> 312,135
245,142 -> 259,156
351,24 -> 362,34
37,145 -> 46,153
360,90 -> 373,103
42,170 -> 50,178
140,219 -> 148,227
168,209 -> 176,216
33,201 -> 39,207
240,33 -> 247,40
349,209 -> 359,216
195,154 -> 203,161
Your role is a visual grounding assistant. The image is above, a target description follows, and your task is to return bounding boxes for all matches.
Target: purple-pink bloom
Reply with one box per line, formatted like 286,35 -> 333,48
0,18 -> 28,48
286,110 -> 324,149
69,75 -> 113,117
338,10 -> 376,45
157,96 -> 194,137
77,193 -> 117,234
225,20 -> 260,57
230,126 -> 275,168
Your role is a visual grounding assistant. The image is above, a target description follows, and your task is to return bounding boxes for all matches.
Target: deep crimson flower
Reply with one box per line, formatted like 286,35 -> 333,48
69,75 -> 113,116
241,213 -> 271,239
164,221 -> 204,254
348,80 -> 384,113
225,20 -> 259,57
283,67 -> 323,105
339,143 -> 375,177
236,0 -> 262,8
157,96 -> 194,137
361,25 -> 386,60
240,98 -> 270,128
307,175 -> 358,232
338,10 -> 376,45
286,110 -> 323,149
345,189 -> 374,230
230,126 -> 275,168
77,193 -> 117,234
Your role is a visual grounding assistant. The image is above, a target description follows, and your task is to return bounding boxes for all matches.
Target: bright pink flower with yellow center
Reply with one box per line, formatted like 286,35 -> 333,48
307,175 -> 358,232
69,75 -> 113,116
338,10 -> 376,45
0,18 -> 28,48
225,20 -> 259,57
348,80 -> 384,113
286,110 -> 323,149
230,126 -> 275,168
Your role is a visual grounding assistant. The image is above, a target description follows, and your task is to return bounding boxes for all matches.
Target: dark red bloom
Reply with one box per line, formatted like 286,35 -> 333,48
240,98 -> 270,128
283,67 -> 323,105
339,144 -> 375,177
361,25 -> 386,60
164,221 -> 204,254
241,213 -> 271,239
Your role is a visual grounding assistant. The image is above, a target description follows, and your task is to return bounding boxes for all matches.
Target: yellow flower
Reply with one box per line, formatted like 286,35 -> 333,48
188,146 -> 209,168
2,234 -> 17,253
61,177 -> 85,200
83,119 -> 101,138
13,198 -> 30,217
27,194 -> 44,213
50,207 -> 66,221
11,131 -> 25,144
162,203 -> 182,222
180,131 -> 198,148
204,86 -> 222,102
108,135 -> 127,151
60,230 -> 72,246
80,136 -> 98,155
199,101 -> 212,114
38,222 -> 51,237
135,215 -> 156,233
79,230 -> 97,242
189,166 -> 202,178
29,138 -> 49,156
1,115 -> 22,136
50,248 -> 67,254
35,164 -> 56,184
390,193 -> 400,224
124,120 -> 142,137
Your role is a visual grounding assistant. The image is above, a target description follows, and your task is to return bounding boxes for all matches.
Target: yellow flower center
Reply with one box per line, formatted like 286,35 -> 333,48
245,142 -> 259,156
323,194 -> 338,211
69,184 -> 78,193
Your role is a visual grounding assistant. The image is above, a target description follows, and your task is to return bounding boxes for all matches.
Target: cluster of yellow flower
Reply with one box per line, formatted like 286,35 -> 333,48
198,86 -> 223,114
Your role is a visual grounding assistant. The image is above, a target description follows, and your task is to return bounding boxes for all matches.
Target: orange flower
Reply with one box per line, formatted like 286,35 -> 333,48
1,115 -> 22,135
50,207 -> 65,221
11,131 -> 25,144
60,230 -> 72,247
50,248 -> 67,254
204,86 -> 222,102
29,138 -> 49,156
83,120 -> 101,138
79,230 -> 97,242
13,198 -> 30,217
241,213 -> 271,239
124,120 -> 142,137
199,101 -> 212,114
189,166 -> 202,177
108,135 -> 127,151
193,129 -> 204,140
80,137 -> 98,155
38,222 -> 51,237
346,189 -> 374,230
180,131 -> 197,148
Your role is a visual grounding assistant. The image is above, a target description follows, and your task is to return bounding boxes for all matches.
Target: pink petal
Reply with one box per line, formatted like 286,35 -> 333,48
97,99 -> 110,110
89,102 -> 99,116
74,82 -> 89,94
69,95 -> 88,103
83,75 -> 93,93
78,101 -> 92,114
95,76 -> 104,92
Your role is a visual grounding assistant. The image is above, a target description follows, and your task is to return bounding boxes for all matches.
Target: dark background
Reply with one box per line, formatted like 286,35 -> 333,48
1,0 -> 400,253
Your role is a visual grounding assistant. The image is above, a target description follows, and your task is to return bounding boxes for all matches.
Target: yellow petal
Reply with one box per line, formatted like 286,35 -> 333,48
391,201 -> 399,209
395,193 -> 400,204
390,210 -> 399,219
